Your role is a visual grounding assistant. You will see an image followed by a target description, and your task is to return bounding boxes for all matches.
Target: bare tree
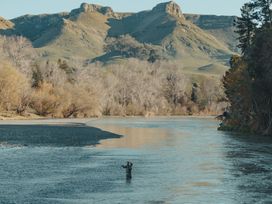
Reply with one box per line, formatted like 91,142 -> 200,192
0,63 -> 31,114
1,36 -> 37,77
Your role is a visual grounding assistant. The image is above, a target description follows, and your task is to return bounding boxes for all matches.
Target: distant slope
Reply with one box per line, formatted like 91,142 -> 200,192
185,14 -> 238,52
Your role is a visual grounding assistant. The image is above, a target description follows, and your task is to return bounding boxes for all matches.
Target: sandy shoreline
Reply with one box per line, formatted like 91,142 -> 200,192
0,115 -> 217,125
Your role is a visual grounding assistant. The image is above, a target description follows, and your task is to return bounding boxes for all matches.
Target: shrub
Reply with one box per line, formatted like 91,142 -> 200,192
0,63 -> 30,114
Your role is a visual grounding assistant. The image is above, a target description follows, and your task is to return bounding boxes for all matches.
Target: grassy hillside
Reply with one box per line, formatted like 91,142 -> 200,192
185,14 -> 238,52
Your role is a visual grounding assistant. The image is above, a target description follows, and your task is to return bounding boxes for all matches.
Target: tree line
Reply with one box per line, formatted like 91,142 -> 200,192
220,0 -> 272,135
0,35 -> 226,119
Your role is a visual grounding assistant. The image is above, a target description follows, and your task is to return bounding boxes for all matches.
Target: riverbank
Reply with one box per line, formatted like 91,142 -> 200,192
0,113 -> 218,122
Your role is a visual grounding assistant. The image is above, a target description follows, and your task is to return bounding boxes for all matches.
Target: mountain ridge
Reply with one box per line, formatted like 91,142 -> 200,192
0,1 -> 237,74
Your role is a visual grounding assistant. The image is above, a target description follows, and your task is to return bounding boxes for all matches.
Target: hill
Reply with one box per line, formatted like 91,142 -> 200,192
0,1 -> 238,74
99,2 -> 233,67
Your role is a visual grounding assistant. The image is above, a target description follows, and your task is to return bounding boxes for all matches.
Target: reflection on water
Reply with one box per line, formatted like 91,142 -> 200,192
0,117 -> 271,203
96,125 -> 170,149
222,132 -> 272,203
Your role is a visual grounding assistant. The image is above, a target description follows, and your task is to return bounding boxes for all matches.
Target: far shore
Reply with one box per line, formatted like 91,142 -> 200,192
0,115 -> 217,126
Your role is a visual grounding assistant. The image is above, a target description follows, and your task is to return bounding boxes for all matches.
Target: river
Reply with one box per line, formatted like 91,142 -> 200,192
0,117 -> 271,203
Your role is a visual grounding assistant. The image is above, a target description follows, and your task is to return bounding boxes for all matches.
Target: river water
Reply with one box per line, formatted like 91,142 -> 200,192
0,117 -> 272,203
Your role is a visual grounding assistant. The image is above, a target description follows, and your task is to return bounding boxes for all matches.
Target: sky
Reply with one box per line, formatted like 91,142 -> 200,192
1,0 -> 249,19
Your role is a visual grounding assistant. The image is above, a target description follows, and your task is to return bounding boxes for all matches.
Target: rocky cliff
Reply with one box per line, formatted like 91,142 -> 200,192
0,17 -> 13,29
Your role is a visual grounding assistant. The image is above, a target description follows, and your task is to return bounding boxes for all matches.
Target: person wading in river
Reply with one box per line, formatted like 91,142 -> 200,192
122,161 -> 133,180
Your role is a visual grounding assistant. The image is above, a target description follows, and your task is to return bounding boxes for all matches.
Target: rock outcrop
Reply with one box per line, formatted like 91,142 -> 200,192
0,17 -> 13,29
152,1 -> 185,20
70,3 -> 118,18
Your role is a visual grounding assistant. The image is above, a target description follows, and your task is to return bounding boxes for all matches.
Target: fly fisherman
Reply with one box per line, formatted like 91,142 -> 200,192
122,161 -> 133,180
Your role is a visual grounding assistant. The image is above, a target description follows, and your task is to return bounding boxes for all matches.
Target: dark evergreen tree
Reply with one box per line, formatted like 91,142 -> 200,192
31,64 -> 43,88
191,83 -> 199,103
248,28 -> 272,134
221,0 -> 272,135
235,3 -> 257,55
252,0 -> 272,28
148,50 -> 157,63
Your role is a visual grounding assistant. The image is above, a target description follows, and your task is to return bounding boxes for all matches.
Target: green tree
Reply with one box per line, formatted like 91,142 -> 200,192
220,55 -> 253,132
191,83 -> 199,103
235,3 -> 257,54
222,0 -> 272,135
